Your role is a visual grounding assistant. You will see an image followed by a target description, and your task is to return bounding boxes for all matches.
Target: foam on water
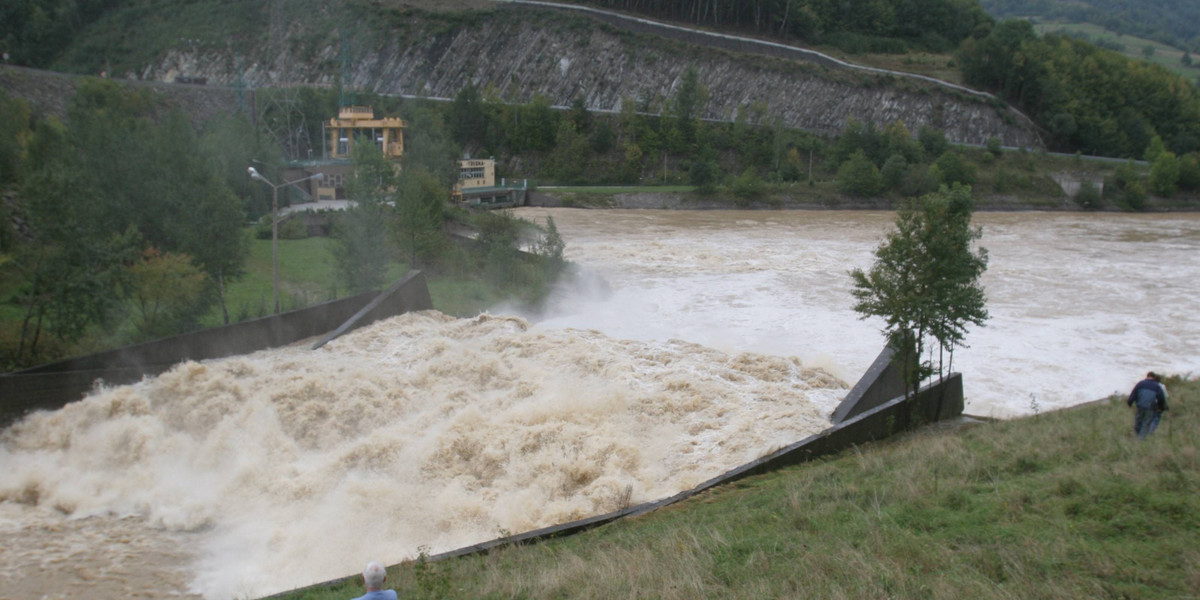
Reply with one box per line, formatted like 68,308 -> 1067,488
519,208 -> 1200,419
6,208 -> 1199,599
0,311 -> 843,599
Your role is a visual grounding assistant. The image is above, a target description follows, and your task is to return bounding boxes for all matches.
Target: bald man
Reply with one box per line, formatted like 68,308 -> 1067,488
351,561 -> 397,600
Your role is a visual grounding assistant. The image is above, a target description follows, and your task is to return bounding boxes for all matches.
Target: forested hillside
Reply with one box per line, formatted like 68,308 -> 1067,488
0,0 -> 120,67
569,0 -> 1200,158
571,0 -> 993,53
980,0 -> 1200,51
959,20 -> 1200,157
2,0 -> 1198,160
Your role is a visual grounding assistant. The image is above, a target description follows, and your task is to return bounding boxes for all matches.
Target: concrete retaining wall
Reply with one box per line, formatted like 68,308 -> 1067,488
0,272 -> 434,428
261,358 -> 964,599
311,271 -> 433,350
831,345 -> 908,424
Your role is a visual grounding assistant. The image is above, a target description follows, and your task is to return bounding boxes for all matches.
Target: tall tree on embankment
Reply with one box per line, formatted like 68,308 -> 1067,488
850,184 -> 989,397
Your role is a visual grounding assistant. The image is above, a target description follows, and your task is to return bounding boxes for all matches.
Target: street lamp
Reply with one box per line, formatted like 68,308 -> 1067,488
248,166 -> 325,314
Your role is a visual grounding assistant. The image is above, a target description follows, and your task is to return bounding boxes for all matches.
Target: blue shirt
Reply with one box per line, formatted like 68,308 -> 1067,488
351,590 -> 398,600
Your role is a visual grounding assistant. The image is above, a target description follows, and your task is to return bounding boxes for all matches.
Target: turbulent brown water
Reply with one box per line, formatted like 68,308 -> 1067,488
0,311 -> 842,599
518,208 -> 1200,418
3,208 -> 1198,599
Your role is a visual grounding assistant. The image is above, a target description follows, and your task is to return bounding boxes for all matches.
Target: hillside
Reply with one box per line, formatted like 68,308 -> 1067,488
980,0 -> 1200,51
0,0 -> 1039,148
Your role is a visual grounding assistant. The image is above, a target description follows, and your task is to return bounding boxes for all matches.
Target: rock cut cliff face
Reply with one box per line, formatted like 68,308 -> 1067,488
140,5 -> 1041,147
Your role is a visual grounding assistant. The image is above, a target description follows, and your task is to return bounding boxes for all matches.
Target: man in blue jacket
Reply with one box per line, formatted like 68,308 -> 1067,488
351,562 -> 398,600
1128,372 -> 1168,439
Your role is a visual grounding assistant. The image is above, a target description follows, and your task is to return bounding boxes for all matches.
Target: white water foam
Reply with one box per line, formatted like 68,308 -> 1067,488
0,311 -> 843,599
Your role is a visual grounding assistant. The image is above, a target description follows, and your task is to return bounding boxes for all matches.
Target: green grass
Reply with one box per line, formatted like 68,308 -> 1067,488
204,234 -> 345,326
272,376 -> 1200,600
206,231 -> 498,325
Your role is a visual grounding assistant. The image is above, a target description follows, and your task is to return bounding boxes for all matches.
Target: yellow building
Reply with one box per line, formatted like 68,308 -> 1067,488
453,157 -> 527,208
456,158 -> 495,190
326,106 -> 405,159
316,106 -> 405,200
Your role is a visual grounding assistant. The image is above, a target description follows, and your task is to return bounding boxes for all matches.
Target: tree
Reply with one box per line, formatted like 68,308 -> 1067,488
188,185 -> 249,324
883,120 -> 922,164
1144,135 -> 1167,163
1178,152 -> 1200,191
532,216 -> 567,281
918,126 -> 949,159
1149,151 -> 1180,197
837,150 -> 883,197
127,247 -> 209,339
731,167 -> 766,205
986,136 -> 1004,157
880,153 -> 910,191
335,141 -> 398,294
568,97 -> 592,134
11,116 -> 138,364
393,166 -> 447,269
0,90 -> 30,185
450,83 -> 486,146
849,185 -> 989,396
474,210 -> 522,289
689,147 -> 720,195
549,120 -> 590,184
934,151 -> 977,186
670,66 -> 707,146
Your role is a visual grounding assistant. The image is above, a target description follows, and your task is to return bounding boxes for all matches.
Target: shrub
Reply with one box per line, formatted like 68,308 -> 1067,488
918,126 -> 948,158
731,167 -> 766,204
880,153 -> 909,191
986,136 -> 1003,157
1178,152 -> 1200,191
278,216 -> 310,239
1149,152 -> 1180,197
934,151 -> 977,187
837,150 -> 883,197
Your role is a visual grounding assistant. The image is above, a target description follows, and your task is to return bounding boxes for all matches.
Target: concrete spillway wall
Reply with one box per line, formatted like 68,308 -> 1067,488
0,271 -> 433,428
260,347 -> 963,599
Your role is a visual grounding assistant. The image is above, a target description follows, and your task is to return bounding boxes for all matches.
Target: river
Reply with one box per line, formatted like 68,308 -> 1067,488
516,208 -> 1200,419
1,208 -> 1197,599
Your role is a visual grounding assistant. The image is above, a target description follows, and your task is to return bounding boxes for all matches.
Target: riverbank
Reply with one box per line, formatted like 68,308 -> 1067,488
529,185 -> 1200,212
267,376 -> 1199,599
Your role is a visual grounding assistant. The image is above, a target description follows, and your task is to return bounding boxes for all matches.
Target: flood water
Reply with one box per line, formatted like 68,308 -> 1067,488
2,208 -> 1198,599
517,208 -> 1200,419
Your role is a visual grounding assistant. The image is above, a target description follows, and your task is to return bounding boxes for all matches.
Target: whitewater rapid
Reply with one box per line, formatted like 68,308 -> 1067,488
5,207 -> 1199,599
0,311 -> 843,599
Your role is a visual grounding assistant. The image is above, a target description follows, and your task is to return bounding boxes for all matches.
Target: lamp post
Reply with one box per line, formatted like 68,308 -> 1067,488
248,167 -> 325,314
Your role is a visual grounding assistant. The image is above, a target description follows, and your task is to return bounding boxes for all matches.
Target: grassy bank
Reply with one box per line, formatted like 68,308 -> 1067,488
543,148 -> 1200,212
205,234 -> 507,324
273,376 -> 1199,600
